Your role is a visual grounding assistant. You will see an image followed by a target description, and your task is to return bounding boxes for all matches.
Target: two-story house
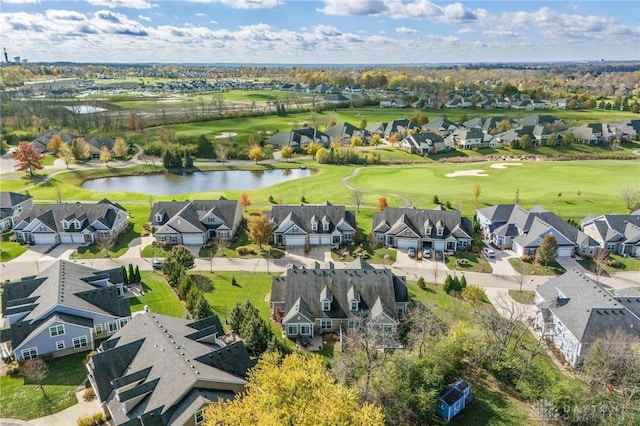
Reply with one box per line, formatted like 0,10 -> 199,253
1,260 -> 131,361
270,259 -> 408,347
268,202 -> 357,248
399,132 -> 446,155
372,207 -> 473,252
0,192 -> 33,232
149,198 -> 243,246
86,313 -> 254,426
581,213 -> 640,258
13,199 -> 128,245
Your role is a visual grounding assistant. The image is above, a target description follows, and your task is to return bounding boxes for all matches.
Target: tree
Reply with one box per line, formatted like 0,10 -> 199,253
121,265 -> 129,285
47,134 -> 63,154
403,303 -> 447,357
563,132 -> 575,145
547,132 -> 558,146
128,263 -> 136,284
193,297 -> 212,320
57,141 -> 74,169
592,247 -> 610,284
520,134 -> 532,148
204,352 -> 384,426
462,285 -> 486,313
376,196 -> 387,211
99,146 -> 111,166
71,137 -> 91,161
280,145 -> 293,161
370,134 -> 382,147
432,195 -> 440,205
239,193 -> 251,212
12,141 -> 43,176
21,358 -> 49,397
497,119 -> 512,133
248,146 -> 264,164
216,144 -> 228,165
352,190 -> 363,213
248,214 -> 273,249
168,244 -> 195,270
472,183 -> 481,205
113,137 -> 129,158
350,136 -> 363,147
621,188 -> 640,212
306,141 -> 323,156
536,234 -> 558,266
315,147 -> 329,163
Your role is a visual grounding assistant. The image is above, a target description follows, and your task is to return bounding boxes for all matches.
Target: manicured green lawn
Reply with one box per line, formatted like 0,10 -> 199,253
578,253 -> 640,274
508,258 -> 565,276
41,154 -> 57,166
508,290 -> 536,304
130,271 -> 185,317
0,233 -> 27,262
195,271 -> 278,333
141,244 -> 171,258
445,251 -> 492,273
71,225 -> 140,259
0,352 -> 89,420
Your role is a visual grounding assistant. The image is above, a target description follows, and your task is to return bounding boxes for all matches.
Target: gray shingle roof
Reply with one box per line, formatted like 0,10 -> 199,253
150,198 -> 242,236
372,207 -> 472,241
14,200 -> 125,233
268,202 -> 356,236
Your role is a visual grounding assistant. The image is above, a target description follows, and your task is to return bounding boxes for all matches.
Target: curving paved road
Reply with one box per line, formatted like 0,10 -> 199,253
341,167 -> 413,207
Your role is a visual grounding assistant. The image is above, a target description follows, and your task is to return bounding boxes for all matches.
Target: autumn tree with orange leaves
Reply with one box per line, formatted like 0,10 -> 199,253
12,141 -> 43,176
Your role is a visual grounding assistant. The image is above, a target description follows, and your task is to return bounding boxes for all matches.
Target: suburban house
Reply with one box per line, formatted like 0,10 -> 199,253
421,117 -> 458,137
265,127 -> 330,152
581,213 -> 640,258
31,129 -> 74,154
149,198 -> 243,246
444,128 -> 484,150
268,202 -> 357,248
0,192 -> 33,232
86,313 -> 254,426
437,379 -> 473,421
399,132 -> 446,155
270,259 -> 409,347
380,98 -> 409,108
13,199 -> 128,246
325,122 -> 371,145
371,207 -> 473,252
1,260 -> 131,361
476,204 -> 600,258
534,268 -> 640,367
383,118 -> 421,139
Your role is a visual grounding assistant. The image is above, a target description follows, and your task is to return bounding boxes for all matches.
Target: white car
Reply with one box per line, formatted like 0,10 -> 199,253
152,258 -> 164,269
483,248 -> 495,258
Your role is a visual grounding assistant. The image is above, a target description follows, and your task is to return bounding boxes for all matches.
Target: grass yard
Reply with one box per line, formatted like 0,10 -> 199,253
508,258 -> 565,276
445,251 -> 492,273
0,233 -> 27,262
0,352 -> 89,420
131,271 -> 185,317
508,290 -> 536,304
578,253 -> 640,274
71,225 -> 140,259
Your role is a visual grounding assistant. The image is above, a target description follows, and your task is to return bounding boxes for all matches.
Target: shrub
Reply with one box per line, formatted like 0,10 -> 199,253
268,195 -> 276,204
83,388 -> 96,401
5,360 -> 20,376
84,351 -> 98,364
77,413 -> 104,426
417,276 -> 426,290
520,254 -> 533,263
192,274 -> 213,292
606,258 -> 621,268
236,247 -> 249,256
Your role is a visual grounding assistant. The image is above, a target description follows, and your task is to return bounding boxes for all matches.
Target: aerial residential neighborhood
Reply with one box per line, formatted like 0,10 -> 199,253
1,1 -> 640,425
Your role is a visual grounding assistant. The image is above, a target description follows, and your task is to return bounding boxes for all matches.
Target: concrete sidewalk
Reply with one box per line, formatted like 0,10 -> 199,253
0,389 -> 101,426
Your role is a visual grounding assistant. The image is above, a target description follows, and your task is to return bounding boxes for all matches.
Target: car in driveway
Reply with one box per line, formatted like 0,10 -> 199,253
407,247 -> 417,258
152,258 -> 164,269
422,248 -> 431,259
434,250 -> 444,261
483,248 -> 495,258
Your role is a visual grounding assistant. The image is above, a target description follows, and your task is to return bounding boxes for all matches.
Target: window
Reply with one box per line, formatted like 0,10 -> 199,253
321,319 -> 332,329
74,222 -> 80,229
207,216 -> 215,224
155,214 -> 163,223
21,347 -> 38,361
322,300 -> 330,311
311,222 -> 318,231
119,318 -> 128,328
300,325 -> 312,335
436,227 -> 444,237
350,300 -> 358,312
72,336 -> 88,349
56,341 -> 65,350
94,324 -> 103,334
458,240 -> 466,249
426,226 -> 432,235
195,407 -> 208,425
63,222 -> 69,230
348,319 -> 359,328
404,229 -> 411,236
49,324 -> 65,337
323,222 -> 329,231
39,225 -> 46,232
108,321 -> 119,333
287,325 -> 298,335
344,233 -> 353,241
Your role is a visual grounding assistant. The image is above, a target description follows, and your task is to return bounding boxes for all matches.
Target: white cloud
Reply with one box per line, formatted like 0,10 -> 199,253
426,34 -> 459,45
320,0 -> 482,23
2,0 -> 40,3
318,0 -> 388,16
138,15 -> 152,22
86,0 -> 153,9
458,27 -> 475,34
395,26 -> 417,34
209,20 -> 218,25
186,0 -> 282,9
483,30 -> 522,38
196,13 -> 207,17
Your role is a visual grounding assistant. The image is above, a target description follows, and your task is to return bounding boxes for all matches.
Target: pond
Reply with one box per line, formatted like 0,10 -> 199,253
65,105 -> 108,114
81,168 -> 314,195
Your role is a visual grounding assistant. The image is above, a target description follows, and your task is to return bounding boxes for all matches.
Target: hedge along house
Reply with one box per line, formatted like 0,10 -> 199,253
270,259 -> 408,349
1,260 -> 131,361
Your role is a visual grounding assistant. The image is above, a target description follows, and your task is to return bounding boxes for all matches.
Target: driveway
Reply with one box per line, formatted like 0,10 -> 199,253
555,256 -> 590,274
41,244 -> 80,261
486,247 -> 519,276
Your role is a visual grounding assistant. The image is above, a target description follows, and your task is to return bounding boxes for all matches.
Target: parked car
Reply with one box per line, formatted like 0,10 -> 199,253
483,248 -> 495,258
422,248 -> 431,259
434,250 -> 444,261
152,258 -> 164,269
407,247 -> 417,258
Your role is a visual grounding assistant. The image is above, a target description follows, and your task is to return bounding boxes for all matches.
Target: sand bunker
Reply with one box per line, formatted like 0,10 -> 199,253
215,132 -> 238,139
446,170 -> 489,177
490,162 -> 523,169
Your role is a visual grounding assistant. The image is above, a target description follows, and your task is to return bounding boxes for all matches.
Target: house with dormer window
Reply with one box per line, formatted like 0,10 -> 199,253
371,207 -> 473,252
1,260 -> 130,361
268,202 -> 357,248
13,199 -> 127,246
0,192 -> 33,232
149,197 -> 243,246
581,213 -> 640,258
86,313 -> 254,426
270,259 -> 408,348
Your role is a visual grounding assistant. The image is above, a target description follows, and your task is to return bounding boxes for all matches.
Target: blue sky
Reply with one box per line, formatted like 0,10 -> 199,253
1,0 -> 639,64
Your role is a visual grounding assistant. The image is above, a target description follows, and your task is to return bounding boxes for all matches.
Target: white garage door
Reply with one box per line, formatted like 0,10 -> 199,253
396,238 -> 418,250
285,235 -> 306,246
183,234 -> 203,245
60,234 -> 72,243
557,246 -> 574,257
320,235 -> 331,245
309,236 -> 320,245
72,234 -> 86,243
33,234 -> 57,245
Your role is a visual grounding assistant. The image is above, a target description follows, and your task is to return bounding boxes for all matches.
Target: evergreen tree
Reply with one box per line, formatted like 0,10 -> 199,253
193,297 -> 212,320
135,266 -> 141,283
443,275 -> 453,293
184,149 -> 193,168
459,275 -> 467,290
178,274 -> 194,300
163,150 -> 174,169
241,316 -> 271,356
128,264 -> 135,284
121,265 -> 128,285
186,286 -> 202,314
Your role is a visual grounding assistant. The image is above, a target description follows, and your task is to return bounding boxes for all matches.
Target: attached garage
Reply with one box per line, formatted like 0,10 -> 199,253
285,235 -> 306,246
557,246 -> 574,257
396,238 -> 419,250
309,235 -> 331,245
60,234 -> 72,243
182,234 -> 204,245
72,234 -> 87,244
33,234 -> 57,245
